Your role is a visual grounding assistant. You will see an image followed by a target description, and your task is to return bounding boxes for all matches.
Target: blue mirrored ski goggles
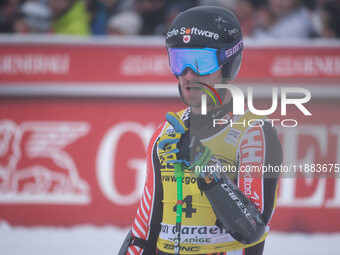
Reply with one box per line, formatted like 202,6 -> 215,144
168,47 -> 222,76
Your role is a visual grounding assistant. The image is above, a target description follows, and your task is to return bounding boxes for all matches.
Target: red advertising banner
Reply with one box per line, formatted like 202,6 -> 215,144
0,38 -> 339,86
0,98 -> 180,226
0,98 -> 340,232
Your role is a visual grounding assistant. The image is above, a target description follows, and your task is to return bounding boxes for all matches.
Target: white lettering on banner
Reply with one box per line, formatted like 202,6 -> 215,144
96,122 -> 154,206
120,55 -> 169,76
277,125 -> 332,207
0,54 -> 70,75
271,56 -> 340,76
0,120 -> 90,203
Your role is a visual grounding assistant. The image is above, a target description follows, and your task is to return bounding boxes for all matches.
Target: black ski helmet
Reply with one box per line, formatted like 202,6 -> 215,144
165,6 -> 243,81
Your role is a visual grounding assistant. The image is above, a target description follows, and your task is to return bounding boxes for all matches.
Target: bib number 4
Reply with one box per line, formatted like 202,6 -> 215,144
173,195 -> 197,218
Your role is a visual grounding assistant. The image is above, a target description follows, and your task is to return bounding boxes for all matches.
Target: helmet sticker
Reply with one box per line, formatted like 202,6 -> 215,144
183,35 -> 191,43
166,28 -> 179,39
225,40 -> 243,58
228,28 -> 239,36
214,16 -> 231,32
180,27 -> 219,40
166,27 -> 219,40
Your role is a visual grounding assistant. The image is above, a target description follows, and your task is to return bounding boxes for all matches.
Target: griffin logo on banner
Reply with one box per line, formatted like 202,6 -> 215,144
0,120 -> 91,204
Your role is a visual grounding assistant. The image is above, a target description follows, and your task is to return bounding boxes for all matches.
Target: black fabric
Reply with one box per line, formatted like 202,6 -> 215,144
118,229 -> 133,255
196,175 -> 219,190
189,99 -> 233,139
118,230 -> 157,255
261,122 -> 282,224
130,236 -> 157,255
118,230 -> 156,255
204,177 -> 266,244
245,241 -> 265,255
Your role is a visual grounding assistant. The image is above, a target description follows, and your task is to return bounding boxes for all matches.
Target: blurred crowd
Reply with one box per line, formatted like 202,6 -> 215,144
0,0 -> 339,38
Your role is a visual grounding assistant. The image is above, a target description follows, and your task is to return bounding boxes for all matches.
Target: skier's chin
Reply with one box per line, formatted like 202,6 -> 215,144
186,98 -> 202,108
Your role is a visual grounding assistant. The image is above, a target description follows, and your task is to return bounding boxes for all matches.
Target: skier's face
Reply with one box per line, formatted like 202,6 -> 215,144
178,67 -> 223,109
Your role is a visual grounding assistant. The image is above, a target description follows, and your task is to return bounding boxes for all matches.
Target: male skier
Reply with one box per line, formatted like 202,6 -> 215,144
119,6 -> 282,255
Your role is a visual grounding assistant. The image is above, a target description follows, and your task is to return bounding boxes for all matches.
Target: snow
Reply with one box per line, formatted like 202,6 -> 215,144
1,221 -> 339,255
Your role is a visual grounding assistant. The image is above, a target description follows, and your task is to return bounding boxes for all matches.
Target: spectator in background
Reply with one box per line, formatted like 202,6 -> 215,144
87,0 -> 115,35
316,0 -> 340,38
198,0 -> 236,9
134,0 -> 199,36
49,0 -> 91,35
107,10 -> 142,35
14,1 -> 52,34
1,0 -> 338,37
163,0 -> 198,32
135,0 -> 169,35
252,0 -> 317,39
0,0 -> 19,33
233,0 -> 257,37
87,0 -> 135,35
198,0 -> 265,37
